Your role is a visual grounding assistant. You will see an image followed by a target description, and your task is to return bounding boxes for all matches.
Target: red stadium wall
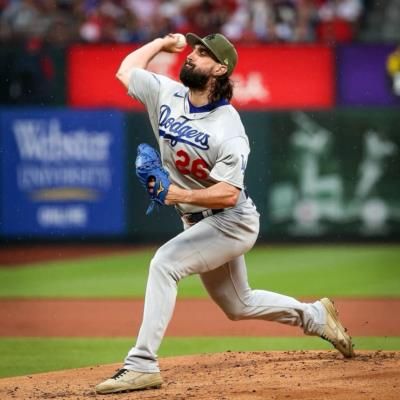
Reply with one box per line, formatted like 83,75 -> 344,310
67,44 -> 335,110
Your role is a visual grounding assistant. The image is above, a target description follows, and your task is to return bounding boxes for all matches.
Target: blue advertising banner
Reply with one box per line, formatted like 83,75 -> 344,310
337,44 -> 400,106
0,109 -> 125,237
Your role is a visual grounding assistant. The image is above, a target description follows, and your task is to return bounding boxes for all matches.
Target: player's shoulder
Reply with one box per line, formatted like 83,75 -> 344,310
215,104 -> 245,134
132,68 -> 183,92
213,106 -> 248,148
155,73 -> 184,94
216,103 -> 242,124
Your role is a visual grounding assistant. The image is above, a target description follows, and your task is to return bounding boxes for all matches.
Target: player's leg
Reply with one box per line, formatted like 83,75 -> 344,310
200,257 -> 354,357
96,210 -> 259,393
123,218 -> 258,371
200,256 -> 324,333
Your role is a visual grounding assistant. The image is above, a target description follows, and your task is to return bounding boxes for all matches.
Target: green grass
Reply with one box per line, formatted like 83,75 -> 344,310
0,245 -> 398,379
246,245 -> 400,297
1,336 -> 399,378
0,245 -> 399,298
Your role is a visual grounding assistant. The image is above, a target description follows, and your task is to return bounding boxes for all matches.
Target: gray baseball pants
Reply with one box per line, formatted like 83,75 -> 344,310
124,199 -> 325,373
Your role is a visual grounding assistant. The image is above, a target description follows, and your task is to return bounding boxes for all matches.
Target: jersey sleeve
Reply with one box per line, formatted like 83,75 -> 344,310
128,68 -> 162,112
209,136 -> 250,189
128,68 -> 182,115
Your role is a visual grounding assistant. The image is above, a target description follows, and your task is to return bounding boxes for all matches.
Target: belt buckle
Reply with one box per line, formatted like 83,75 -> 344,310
182,213 -> 194,225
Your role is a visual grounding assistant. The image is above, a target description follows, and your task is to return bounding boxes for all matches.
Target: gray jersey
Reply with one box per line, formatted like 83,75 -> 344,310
128,68 -> 250,214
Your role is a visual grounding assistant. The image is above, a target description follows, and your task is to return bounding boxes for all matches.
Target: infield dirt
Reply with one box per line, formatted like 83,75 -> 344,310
0,350 -> 399,400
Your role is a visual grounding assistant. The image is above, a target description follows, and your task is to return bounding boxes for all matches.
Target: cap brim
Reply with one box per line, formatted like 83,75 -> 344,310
186,32 -> 222,64
186,33 -> 203,47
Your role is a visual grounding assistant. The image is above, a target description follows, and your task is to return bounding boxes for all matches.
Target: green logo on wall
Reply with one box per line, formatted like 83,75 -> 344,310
269,112 -> 400,236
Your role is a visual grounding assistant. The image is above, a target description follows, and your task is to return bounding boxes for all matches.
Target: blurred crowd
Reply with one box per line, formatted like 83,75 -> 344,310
0,0 -> 368,46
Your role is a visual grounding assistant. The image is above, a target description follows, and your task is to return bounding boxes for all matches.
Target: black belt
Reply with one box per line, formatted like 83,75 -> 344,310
181,208 -> 224,225
179,189 -> 249,225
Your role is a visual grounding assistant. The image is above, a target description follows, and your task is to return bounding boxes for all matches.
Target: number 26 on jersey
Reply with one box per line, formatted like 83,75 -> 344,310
175,149 -> 208,180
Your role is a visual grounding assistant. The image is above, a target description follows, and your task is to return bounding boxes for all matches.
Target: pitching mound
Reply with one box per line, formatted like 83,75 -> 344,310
1,351 -> 399,400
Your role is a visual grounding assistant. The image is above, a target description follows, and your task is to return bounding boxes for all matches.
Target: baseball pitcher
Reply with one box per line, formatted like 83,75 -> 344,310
96,32 -> 354,394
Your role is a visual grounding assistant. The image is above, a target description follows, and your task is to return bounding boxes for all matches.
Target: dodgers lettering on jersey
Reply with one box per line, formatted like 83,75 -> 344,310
158,105 -> 210,150
128,67 -> 250,213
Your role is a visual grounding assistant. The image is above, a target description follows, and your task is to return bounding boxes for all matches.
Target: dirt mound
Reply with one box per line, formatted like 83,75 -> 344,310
1,351 -> 399,400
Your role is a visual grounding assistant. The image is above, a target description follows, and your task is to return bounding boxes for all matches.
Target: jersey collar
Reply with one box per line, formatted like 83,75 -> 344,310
188,97 -> 229,113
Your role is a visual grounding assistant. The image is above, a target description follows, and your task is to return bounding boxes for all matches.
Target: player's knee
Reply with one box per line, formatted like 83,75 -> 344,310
225,312 -> 240,321
149,250 -> 180,282
224,306 -> 246,321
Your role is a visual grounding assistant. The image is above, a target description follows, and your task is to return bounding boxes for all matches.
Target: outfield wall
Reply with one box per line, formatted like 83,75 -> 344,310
1,109 -> 399,241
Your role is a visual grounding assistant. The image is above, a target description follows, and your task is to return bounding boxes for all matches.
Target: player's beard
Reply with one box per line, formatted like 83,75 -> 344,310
179,63 -> 209,90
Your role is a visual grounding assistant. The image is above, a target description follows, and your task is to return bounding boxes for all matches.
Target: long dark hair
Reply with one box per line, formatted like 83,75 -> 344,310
209,75 -> 234,103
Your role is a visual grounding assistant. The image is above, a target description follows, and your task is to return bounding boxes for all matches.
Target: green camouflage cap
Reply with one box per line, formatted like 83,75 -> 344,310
186,33 -> 238,76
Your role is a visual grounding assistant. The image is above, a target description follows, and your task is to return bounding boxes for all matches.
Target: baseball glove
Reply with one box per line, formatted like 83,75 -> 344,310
135,143 -> 171,214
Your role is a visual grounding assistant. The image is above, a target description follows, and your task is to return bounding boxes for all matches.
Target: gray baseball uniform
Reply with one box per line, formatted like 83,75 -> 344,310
123,68 -> 325,373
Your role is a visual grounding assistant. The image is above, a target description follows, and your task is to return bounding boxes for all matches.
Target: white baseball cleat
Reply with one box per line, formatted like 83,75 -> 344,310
319,298 -> 355,358
95,368 -> 163,394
